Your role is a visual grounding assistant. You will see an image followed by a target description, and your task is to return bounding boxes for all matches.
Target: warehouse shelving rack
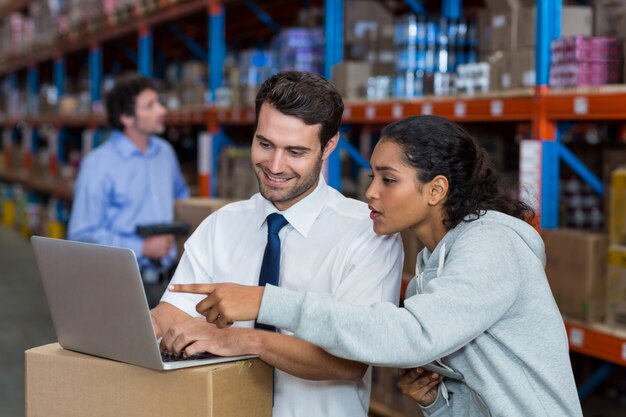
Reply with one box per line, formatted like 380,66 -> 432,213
1,0 -> 626,406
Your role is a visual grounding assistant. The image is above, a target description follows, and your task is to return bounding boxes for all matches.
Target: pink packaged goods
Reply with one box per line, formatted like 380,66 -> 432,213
550,36 -> 623,87
551,36 -> 622,64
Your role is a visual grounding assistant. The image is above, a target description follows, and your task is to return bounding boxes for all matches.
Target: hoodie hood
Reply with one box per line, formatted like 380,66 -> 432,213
416,210 -> 545,276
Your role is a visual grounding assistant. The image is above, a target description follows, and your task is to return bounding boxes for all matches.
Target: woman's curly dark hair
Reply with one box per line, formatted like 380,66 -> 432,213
381,115 -> 535,229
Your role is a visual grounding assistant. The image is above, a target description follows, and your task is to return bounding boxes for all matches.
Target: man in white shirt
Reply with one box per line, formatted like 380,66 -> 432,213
152,71 -> 403,417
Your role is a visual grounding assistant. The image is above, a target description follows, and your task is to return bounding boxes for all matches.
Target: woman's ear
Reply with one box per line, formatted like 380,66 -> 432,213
428,175 -> 449,205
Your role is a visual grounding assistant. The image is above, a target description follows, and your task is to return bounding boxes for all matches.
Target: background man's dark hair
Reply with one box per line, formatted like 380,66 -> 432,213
254,71 -> 344,150
105,75 -> 158,131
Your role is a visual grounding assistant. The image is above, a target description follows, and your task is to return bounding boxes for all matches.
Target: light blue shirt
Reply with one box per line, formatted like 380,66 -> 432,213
68,130 -> 189,269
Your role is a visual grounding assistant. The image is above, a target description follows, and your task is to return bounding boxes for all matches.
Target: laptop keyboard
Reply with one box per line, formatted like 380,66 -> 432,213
161,351 -> 217,362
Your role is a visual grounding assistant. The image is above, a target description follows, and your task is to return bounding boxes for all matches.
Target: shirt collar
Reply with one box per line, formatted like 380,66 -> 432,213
110,130 -> 161,159
256,176 -> 329,238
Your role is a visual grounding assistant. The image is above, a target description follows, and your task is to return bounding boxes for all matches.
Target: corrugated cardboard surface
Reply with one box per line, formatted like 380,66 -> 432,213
610,168 -> 626,245
518,6 -> 592,48
25,343 -> 272,417
544,229 -> 608,322
594,0 -> 626,38
607,245 -> 626,328
174,198 -> 237,259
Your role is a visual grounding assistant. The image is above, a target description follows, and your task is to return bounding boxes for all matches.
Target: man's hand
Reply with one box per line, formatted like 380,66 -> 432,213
160,317 -> 259,357
142,234 -> 175,259
397,367 -> 442,407
150,312 -> 163,338
168,283 -> 264,328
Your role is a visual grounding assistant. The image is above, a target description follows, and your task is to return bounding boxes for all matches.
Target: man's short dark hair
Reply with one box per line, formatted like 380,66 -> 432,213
254,71 -> 344,150
105,75 -> 158,130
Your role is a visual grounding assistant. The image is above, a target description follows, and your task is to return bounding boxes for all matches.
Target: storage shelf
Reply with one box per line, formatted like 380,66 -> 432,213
564,319 -> 626,367
0,0 -> 30,16
0,0 -> 209,75
0,107 -> 209,127
0,163 -> 73,200
344,90 -> 534,123
546,85 -> 626,121
3,87 -> 626,130
0,113 -> 105,128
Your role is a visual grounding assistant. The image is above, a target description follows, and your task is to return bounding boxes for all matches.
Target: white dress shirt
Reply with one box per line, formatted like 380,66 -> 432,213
162,177 -> 402,417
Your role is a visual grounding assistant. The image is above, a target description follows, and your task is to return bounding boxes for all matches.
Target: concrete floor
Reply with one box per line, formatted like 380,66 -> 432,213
0,227 -> 56,417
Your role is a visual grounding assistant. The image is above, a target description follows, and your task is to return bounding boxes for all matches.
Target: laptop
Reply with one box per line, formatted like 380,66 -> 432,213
31,236 -> 256,371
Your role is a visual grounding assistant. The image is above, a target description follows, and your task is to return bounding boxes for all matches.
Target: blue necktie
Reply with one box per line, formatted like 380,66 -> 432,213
256,213 -> 288,332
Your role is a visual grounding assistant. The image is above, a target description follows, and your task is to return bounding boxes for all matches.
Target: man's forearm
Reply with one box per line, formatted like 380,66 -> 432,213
251,331 -> 367,381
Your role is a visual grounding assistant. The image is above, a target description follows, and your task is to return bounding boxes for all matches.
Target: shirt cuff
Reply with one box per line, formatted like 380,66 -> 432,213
257,284 -> 305,331
120,235 -> 144,259
159,292 -> 202,318
419,384 -> 447,415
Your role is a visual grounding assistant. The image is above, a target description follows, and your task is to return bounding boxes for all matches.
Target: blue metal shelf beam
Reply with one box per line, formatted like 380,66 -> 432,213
139,27 -> 153,77
209,2 -> 226,103
324,0 -> 343,79
442,0 -> 461,20
536,0 -> 561,86
243,0 -> 281,33
89,45 -> 102,104
168,23 -> 208,61
53,56 -> 65,97
402,0 -> 426,16
114,41 -> 138,66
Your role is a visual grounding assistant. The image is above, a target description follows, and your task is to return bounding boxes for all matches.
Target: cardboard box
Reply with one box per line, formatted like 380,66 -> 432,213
607,245 -> 626,329
543,229 -> 608,322
332,61 -> 372,100
603,150 -> 626,232
174,198 -> 236,258
510,48 -> 535,88
518,6 -> 593,48
25,343 -> 272,417
344,0 -> 394,44
483,0 -> 520,52
594,0 -> 626,39
476,8 -> 492,53
610,167 -> 626,245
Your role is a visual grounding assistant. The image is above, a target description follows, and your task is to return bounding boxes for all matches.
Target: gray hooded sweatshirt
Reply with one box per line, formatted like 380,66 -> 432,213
258,211 -> 582,416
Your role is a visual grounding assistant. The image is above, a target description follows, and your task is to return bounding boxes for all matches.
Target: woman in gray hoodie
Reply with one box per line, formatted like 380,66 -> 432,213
172,115 -> 582,417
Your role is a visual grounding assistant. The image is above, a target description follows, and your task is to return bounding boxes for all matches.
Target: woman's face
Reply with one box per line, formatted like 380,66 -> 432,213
365,140 -> 436,235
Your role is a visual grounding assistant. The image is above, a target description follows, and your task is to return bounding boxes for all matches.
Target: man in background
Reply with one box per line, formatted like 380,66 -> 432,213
68,75 -> 189,306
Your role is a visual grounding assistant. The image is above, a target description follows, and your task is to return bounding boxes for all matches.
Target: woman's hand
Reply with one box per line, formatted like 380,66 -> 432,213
397,367 -> 442,407
168,283 -> 265,328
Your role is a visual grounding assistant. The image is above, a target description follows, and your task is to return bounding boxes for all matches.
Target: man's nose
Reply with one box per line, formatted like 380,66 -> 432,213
267,151 -> 286,173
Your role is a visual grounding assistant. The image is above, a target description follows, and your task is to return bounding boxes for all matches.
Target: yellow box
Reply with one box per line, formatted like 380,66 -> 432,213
609,167 -> 626,245
2,200 -> 15,226
607,245 -> 626,329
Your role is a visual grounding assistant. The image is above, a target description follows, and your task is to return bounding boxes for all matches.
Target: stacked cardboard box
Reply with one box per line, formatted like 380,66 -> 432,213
607,166 -> 626,331
481,0 -> 592,91
606,245 -> 626,328
594,0 -> 626,81
543,228 -> 608,323
332,0 -> 395,100
217,147 -> 258,199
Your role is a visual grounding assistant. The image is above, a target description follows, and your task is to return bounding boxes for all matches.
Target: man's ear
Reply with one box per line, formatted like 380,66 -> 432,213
428,175 -> 449,205
321,132 -> 339,160
119,113 -> 134,130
